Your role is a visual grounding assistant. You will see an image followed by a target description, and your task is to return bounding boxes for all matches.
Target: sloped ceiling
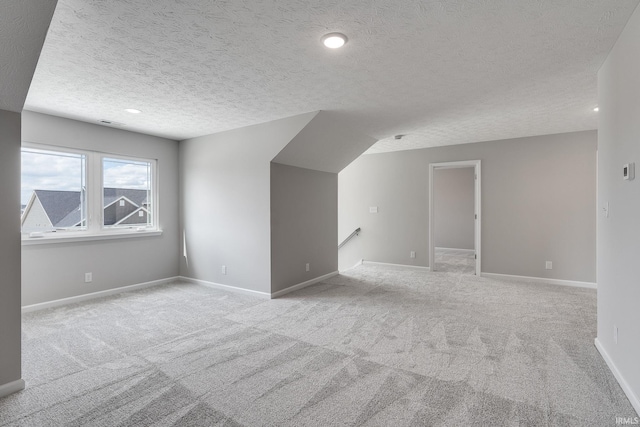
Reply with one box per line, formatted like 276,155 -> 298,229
0,0 -> 57,112
273,111 -> 377,173
23,0 -> 640,152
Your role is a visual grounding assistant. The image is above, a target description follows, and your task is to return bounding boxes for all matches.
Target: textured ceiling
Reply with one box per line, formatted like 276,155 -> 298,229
24,0 -> 640,152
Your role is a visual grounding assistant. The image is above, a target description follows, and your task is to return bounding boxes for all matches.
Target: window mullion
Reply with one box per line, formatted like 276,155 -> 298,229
153,160 -> 158,229
88,152 -> 102,233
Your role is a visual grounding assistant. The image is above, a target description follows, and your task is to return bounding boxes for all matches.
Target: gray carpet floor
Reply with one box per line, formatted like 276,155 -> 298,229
1,257 -> 637,426
434,248 -> 476,274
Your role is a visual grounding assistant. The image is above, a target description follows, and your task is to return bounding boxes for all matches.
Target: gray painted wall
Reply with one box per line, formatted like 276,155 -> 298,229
0,110 -> 22,387
597,3 -> 640,409
434,167 -> 475,250
339,130 -> 596,283
1,0 -> 57,393
21,112 -> 180,305
270,163 -> 338,293
179,113 -> 316,293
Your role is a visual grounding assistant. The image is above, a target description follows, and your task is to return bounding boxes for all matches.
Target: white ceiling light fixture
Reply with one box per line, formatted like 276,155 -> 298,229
321,33 -> 347,49
593,106 -> 599,112
125,108 -> 142,114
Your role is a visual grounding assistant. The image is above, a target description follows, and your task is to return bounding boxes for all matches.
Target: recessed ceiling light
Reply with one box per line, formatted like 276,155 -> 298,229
321,33 -> 347,49
593,107 -> 599,112
125,108 -> 142,114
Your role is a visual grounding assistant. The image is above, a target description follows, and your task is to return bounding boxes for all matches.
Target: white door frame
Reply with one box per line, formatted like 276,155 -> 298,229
429,160 -> 481,275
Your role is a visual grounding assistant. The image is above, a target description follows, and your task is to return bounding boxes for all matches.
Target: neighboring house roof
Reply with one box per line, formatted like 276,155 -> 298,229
22,188 -> 150,229
103,188 -> 148,208
33,190 -> 83,227
116,207 -> 150,225
55,206 -> 83,228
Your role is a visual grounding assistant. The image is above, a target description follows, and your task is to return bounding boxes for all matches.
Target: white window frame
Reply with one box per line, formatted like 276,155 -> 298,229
99,153 -> 157,231
21,142 -> 161,244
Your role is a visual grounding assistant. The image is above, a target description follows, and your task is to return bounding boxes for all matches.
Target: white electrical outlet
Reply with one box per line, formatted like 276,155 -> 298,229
85,272 -> 92,283
305,263 -> 310,272
410,251 -> 416,258
369,206 -> 378,214
614,325 -> 618,344
545,261 -> 552,270
222,265 -> 227,275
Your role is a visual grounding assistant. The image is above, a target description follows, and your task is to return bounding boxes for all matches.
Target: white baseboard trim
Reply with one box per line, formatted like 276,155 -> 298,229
595,338 -> 640,416
0,379 -> 25,399
480,272 -> 596,289
271,271 -> 339,299
179,276 -> 270,299
362,260 -> 430,271
21,277 -> 181,313
435,247 -> 475,253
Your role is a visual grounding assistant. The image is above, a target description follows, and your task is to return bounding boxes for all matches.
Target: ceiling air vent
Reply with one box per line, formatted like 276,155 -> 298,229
98,120 -> 124,126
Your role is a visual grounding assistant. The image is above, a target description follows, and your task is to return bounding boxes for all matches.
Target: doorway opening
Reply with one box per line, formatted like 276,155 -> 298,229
429,160 -> 481,275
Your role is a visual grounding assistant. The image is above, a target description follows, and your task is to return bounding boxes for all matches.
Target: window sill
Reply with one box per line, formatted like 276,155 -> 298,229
21,229 -> 163,245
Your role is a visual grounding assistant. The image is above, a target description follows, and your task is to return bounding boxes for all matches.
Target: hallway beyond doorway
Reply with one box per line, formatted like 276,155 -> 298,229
434,247 -> 475,274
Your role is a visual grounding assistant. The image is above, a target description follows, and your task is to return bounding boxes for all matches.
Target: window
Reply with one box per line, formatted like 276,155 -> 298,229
21,148 -> 87,233
21,144 -> 158,240
103,157 -> 153,228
